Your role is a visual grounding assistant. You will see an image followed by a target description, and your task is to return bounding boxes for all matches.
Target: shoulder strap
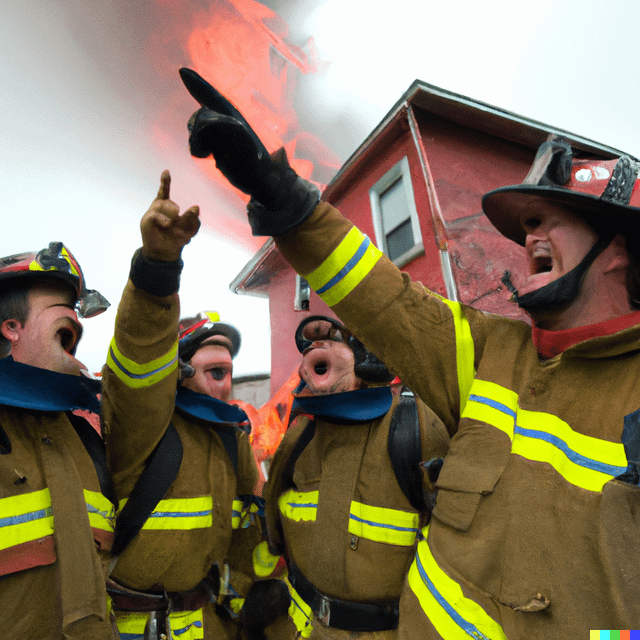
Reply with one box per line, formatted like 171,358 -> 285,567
280,419 -> 317,490
216,425 -> 240,476
112,422 -> 183,556
66,411 -> 118,506
388,389 -> 428,512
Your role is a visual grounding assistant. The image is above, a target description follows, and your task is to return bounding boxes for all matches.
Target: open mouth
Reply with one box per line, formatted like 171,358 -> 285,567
314,361 -> 328,376
57,326 -> 79,354
533,255 -> 553,274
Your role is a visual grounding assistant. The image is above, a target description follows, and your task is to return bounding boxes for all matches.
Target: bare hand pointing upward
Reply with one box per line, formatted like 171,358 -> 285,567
141,170 -> 201,262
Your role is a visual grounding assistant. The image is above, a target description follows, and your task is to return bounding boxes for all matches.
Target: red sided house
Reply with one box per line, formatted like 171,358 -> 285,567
230,79 -> 630,397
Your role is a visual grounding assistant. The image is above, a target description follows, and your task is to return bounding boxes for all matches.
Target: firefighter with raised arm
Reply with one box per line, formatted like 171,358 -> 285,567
181,68 -> 640,638
101,171 -> 264,640
0,243 -> 116,639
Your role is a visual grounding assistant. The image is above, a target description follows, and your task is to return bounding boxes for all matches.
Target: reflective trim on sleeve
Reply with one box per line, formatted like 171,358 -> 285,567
461,379 -> 627,492
84,489 -> 116,534
434,295 -> 475,413
106,336 -> 178,389
284,575 -> 314,638
0,488 -> 54,550
119,495 -> 213,531
278,489 -> 319,522
408,527 -> 508,639
303,227 -> 382,307
348,501 -> 420,546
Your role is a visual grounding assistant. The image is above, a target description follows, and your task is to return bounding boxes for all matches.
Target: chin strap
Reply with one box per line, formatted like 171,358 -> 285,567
502,230 -> 617,314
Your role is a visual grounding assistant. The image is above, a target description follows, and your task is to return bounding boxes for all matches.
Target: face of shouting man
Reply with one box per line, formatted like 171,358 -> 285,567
296,318 -> 362,395
1,281 -> 85,376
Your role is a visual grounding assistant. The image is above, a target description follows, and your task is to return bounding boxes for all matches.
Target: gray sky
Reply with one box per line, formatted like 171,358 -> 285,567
2,0 -> 639,376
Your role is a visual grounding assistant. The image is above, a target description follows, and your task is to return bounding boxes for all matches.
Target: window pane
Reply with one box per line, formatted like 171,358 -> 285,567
381,178 -> 410,231
386,219 -> 414,261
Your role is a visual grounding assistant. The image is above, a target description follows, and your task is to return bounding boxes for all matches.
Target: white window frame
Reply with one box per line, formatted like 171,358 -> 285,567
369,156 -> 424,267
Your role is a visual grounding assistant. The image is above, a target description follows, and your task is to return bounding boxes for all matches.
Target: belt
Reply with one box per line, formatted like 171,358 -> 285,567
107,564 -> 220,613
288,561 -> 399,632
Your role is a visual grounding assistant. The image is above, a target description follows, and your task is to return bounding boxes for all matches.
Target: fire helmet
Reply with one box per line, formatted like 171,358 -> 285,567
482,139 -> 640,246
0,241 -> 110,318
179,311 -> 241,362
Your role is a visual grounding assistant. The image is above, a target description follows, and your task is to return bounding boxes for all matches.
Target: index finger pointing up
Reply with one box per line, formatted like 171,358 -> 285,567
157,169 -> 171,201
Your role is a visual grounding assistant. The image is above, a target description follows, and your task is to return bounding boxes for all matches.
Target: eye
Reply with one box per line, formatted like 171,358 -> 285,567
522,216 -> 541,232
209,368 -> 226,381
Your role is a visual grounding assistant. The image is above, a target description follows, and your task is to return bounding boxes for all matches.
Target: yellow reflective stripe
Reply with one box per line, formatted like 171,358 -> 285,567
0,488 -> 54,550
304,227 -> 382,307
408,527 -> 507,640
114,610 -> 148,635
119,495 -> 213,531
253,540 -> 281,577
462,379 -> 518,439
514,409 -> 627,492
279,489 -> 318,522
231,498 -> 260,530
84,489 -> 116,533
115,609 -> 204,639
284,575 -> 314,638
348,501 -> 419,546
107,336 -> 178,389
435,295 -> 475,412
168,609 -> 204,639
462,380 -> 627,492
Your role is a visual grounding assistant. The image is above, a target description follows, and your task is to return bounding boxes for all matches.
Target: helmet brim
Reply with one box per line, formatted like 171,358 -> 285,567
482,184 -> 640,246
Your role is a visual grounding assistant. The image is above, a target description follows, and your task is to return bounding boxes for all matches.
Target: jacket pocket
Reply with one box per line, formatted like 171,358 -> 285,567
432,421 -> 512,531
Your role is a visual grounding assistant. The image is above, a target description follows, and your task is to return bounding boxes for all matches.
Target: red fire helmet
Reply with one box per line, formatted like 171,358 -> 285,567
0,241 -> 109,318
482,139 -> 640,246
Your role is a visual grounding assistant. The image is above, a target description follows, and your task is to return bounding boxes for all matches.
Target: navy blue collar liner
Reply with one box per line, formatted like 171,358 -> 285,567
175,385 -> 248,424
292,386 -> 393,422
0,356 -> 101,413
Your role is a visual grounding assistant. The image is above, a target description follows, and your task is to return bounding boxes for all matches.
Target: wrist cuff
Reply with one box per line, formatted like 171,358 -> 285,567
130,248 -> 183,297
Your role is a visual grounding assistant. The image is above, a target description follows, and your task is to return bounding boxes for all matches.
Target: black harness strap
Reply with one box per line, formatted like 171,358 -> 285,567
112,422 -> 183,556
66,411 -> 118,506
280,419 -> 317,490
387,390 -> 428,513
216,426 -> 240,476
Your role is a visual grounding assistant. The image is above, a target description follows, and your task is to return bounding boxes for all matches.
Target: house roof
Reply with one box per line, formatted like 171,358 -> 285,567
230,79 -> 633,296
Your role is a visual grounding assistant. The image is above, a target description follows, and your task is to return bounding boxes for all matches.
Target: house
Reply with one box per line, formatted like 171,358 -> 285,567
230,79 -> 630,396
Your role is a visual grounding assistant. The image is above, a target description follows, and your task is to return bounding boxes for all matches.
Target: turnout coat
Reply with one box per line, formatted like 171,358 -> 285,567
272,201 -> 640,639
263,388 -> 450,639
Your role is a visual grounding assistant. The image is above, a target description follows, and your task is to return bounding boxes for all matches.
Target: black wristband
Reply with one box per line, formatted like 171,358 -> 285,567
129,248 -> 183,297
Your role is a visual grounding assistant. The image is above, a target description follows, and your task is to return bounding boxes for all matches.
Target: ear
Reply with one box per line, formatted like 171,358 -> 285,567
603,234 -> 630,274
1,319 -> 21,343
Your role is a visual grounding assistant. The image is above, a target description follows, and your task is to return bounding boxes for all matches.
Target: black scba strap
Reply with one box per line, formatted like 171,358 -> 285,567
112,422 -> 183,556
288,561 -> 398,631
387,390 -> 429,512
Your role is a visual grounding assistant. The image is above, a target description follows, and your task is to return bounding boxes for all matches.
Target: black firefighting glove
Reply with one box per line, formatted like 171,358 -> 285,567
241,578 -> 291,640
179,68 -> 320,237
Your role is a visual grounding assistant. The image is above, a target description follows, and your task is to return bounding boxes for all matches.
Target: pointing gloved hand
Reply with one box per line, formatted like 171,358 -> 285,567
179,67 -> 320,237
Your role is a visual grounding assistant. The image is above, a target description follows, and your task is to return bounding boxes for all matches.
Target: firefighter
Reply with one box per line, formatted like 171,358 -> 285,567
252,315 -> 450,639
101,171 -> 263,639
181,68 -> 640,637
0,243 -> 117,639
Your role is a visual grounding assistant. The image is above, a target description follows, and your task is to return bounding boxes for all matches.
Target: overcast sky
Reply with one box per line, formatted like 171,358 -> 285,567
1,0 -> 639,376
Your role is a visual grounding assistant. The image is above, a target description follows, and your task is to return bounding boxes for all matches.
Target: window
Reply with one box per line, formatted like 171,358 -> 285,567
369,156 -> 424,267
